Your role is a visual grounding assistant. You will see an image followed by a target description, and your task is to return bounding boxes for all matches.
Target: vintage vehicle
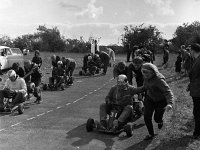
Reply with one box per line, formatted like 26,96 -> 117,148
0,46 -> 24,71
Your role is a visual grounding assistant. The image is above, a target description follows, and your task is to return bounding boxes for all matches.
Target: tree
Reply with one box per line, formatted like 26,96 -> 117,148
172,21 -> 200,48
35,25 -> 66,52
121,24 -> 162,49
0,35 -> 14,47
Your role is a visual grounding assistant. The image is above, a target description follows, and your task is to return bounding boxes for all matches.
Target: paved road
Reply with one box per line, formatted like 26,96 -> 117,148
0,67 -> 162,150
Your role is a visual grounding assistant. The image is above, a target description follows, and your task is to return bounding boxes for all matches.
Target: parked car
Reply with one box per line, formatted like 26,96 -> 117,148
0,46 -> 24,71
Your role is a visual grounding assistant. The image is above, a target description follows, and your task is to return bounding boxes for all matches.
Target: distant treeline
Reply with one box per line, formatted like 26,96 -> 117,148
1,21 -> 200,54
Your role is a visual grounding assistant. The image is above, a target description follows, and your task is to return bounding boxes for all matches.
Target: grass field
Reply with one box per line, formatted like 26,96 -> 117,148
0,52 -> 199,149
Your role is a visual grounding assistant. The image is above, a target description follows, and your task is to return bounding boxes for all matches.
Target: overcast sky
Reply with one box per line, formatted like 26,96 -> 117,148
0,0 -> 200,45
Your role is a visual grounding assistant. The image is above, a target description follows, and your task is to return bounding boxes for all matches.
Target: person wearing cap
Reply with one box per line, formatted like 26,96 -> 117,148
113,61 -> 128,79
32,50 -> 42,68
99,74 -> 145,131
187,43 -> 200,139
141,63 -> 174,140
0,70 -> 27,110
12,62 -> 25,78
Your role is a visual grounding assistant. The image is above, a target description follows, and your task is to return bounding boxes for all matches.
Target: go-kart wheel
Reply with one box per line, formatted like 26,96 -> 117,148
79,71 -> 83,76
86,118 -> 95,132
18,104 -> 24,114
43,84 -> 48,91
124,124 -> 133,137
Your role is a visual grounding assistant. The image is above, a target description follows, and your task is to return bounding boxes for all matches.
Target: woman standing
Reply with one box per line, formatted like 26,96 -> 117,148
141,63 -> 174,140
188,43 -> 200,139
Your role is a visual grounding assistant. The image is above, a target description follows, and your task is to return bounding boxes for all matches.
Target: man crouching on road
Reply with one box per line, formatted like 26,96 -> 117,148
0,70 -> 27,111
99,74 -> 144,131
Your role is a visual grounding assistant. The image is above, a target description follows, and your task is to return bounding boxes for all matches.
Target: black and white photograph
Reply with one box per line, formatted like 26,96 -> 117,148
0,0 -> 200,149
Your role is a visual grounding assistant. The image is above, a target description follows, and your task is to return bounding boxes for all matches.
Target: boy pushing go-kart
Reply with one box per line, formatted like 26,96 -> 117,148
86,74 -> 144,136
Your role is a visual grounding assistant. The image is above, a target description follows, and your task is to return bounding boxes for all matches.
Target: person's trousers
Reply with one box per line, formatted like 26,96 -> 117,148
0,90 -> 25,106
102,60 -> 109,74
192,97 -> 200,136
100,103 -> 133,123
144,96 -> 167,135
32,79 -> 41,100
66,62 -> 76,77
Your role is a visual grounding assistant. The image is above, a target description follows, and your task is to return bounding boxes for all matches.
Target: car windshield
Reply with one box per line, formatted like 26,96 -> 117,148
11,48 -> 22,55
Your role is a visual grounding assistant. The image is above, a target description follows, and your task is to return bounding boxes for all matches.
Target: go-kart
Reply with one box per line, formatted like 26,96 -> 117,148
42,76 -> 74,91
86,104 -> 134,137
0,90 -> 24,114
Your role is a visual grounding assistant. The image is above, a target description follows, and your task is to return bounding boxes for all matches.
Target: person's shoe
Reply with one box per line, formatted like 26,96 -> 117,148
144,134 -> 154,140
158,123 -> 163,129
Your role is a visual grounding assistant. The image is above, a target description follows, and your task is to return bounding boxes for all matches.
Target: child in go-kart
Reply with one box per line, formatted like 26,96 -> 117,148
99,74 -> 144,132
49,61 -> 65,90
0,70 -> 27,112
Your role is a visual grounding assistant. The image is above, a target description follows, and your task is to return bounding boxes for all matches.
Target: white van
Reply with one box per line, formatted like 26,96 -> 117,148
0,46 -> 24,70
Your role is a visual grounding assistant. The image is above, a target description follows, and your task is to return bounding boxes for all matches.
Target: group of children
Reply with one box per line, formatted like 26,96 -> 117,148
49,55 -> 76,90
80,50 -> 110,76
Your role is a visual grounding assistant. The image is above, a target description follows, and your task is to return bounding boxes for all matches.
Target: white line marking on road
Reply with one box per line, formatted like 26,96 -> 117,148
11,122 -> 21,127
89,92 -> 93,94
65,103 -> 71,106
47,110 -> 53,113
0,128 -> 6,132
74,98 -> 82,103
84,95 -> 88,97
94,90 -> 97,92
56,106 -> 61,109
37,113 -> 45,117
27,117 -> 35,121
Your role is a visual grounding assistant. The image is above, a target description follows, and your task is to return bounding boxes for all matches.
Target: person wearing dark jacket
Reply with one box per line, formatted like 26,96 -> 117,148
96,51 -> 110,75
127,57 -> 144,86
32,50 -> 42,68
113,61 -> 128,79
62,57 -> 76,77
31,50 -> 42,104
175,51 -> 182,79
188,43 -> 200,139
82,53 -> 93,74
12,62 -> 25,78
99,74 -> 144,131
141,63 -> 174,140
